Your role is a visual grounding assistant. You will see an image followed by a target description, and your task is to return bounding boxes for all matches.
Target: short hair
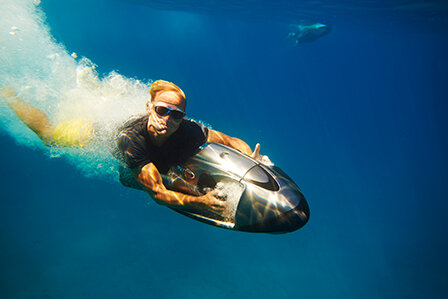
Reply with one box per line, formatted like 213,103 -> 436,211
149,80 -> 186,105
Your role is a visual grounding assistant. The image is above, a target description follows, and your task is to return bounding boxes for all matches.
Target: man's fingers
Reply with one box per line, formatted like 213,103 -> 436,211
252,143 -> 260,158
209,201 -> 225,214
203,193 -> 226,211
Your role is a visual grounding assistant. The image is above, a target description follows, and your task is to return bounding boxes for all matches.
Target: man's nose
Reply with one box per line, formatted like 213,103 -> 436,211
158,113 -> 170,122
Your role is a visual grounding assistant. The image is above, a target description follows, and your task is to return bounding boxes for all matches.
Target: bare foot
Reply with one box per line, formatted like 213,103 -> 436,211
0,86 -> 18,105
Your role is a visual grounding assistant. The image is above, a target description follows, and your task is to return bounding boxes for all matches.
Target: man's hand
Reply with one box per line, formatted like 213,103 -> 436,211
197,191 -> 226,214
251,143 -> 274,166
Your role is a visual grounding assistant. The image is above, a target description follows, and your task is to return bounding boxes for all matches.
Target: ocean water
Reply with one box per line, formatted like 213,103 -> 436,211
1,0 -> 447,298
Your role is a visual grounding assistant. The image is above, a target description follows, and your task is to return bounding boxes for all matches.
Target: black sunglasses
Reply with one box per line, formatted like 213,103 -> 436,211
153,105 -> 186,120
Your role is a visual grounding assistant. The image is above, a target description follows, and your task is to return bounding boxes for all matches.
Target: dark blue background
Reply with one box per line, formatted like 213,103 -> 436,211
1,1 -> 447,298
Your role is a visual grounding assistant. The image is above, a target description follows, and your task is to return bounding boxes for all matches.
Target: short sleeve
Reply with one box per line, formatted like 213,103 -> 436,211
185,119 -> 208,146
116,129 -> 151,170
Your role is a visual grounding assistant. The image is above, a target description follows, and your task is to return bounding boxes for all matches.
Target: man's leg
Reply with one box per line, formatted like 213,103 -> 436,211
1,86 -> 54,145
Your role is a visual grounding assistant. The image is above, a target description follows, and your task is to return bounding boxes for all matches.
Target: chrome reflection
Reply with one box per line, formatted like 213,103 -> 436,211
162,143 -> 309,233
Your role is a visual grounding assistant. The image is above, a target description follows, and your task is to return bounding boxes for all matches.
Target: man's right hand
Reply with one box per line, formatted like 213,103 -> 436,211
197,191 -> 226,215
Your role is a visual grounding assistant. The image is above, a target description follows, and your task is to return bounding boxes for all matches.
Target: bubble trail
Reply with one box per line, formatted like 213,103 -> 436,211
0,0 -> 153,182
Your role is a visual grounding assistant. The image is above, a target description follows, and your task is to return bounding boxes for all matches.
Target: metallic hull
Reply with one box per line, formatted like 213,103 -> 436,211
162,143 -> 310,233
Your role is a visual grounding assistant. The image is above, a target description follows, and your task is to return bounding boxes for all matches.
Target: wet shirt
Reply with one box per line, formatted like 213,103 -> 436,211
116,115 -> 208,174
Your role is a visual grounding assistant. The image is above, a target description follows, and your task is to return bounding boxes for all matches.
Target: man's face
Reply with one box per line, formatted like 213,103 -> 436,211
147,90 -> 186,140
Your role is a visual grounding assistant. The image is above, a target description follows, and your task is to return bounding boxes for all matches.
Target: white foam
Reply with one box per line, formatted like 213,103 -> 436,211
213,181 -> 245,222
0,0 -> 152,182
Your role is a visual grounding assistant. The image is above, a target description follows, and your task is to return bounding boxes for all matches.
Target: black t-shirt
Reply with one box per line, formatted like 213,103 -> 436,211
116,115 -> 208,174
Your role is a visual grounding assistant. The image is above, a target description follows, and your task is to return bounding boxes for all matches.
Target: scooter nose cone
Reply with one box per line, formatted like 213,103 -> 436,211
276,196 -> 310,233
237,196 -> 310,234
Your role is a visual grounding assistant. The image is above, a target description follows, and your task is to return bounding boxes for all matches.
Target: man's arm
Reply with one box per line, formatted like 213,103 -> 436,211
207,129 -> 253,156
115,131 -> 223,212
207,129 -> 272,165
135,162 -> 225,214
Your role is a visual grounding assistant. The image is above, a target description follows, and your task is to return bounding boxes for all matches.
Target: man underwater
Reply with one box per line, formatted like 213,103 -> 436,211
0,81 -> 270,215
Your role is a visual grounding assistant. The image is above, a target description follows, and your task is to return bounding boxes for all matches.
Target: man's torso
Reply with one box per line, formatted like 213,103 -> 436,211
116,115 -> 208,174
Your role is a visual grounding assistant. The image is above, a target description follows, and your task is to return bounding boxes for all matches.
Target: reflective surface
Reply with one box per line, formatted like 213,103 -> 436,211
162,143 -> 310,233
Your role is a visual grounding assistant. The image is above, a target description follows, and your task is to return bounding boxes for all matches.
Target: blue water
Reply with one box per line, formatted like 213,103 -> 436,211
1,1 -> 447,298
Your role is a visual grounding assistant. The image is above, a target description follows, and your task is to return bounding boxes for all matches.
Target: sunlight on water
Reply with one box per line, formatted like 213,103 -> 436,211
0,0 -> 152,181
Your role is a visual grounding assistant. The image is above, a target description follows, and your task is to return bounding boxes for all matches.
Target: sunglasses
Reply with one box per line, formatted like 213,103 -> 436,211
153,105 -> 186,120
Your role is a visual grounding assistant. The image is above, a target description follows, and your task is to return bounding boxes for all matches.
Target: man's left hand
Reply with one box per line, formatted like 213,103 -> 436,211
251,143 -> 274,166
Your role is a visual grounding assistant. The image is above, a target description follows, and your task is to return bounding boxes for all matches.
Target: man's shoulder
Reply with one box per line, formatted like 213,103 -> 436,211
180,118 -> 208,137
116,114 -> 149,150
115,114 -> 151,169
118,114 -> 148,134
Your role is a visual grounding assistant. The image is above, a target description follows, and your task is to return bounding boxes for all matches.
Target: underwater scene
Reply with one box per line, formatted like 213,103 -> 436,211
1,0 -> 447,298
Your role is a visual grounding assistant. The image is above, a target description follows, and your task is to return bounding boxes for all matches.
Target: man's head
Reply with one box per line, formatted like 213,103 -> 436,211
149,80 -> 186,108
146,80 -> 186,142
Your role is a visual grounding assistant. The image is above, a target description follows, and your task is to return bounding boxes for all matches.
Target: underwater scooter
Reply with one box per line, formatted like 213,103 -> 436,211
161,143 -> 310,234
